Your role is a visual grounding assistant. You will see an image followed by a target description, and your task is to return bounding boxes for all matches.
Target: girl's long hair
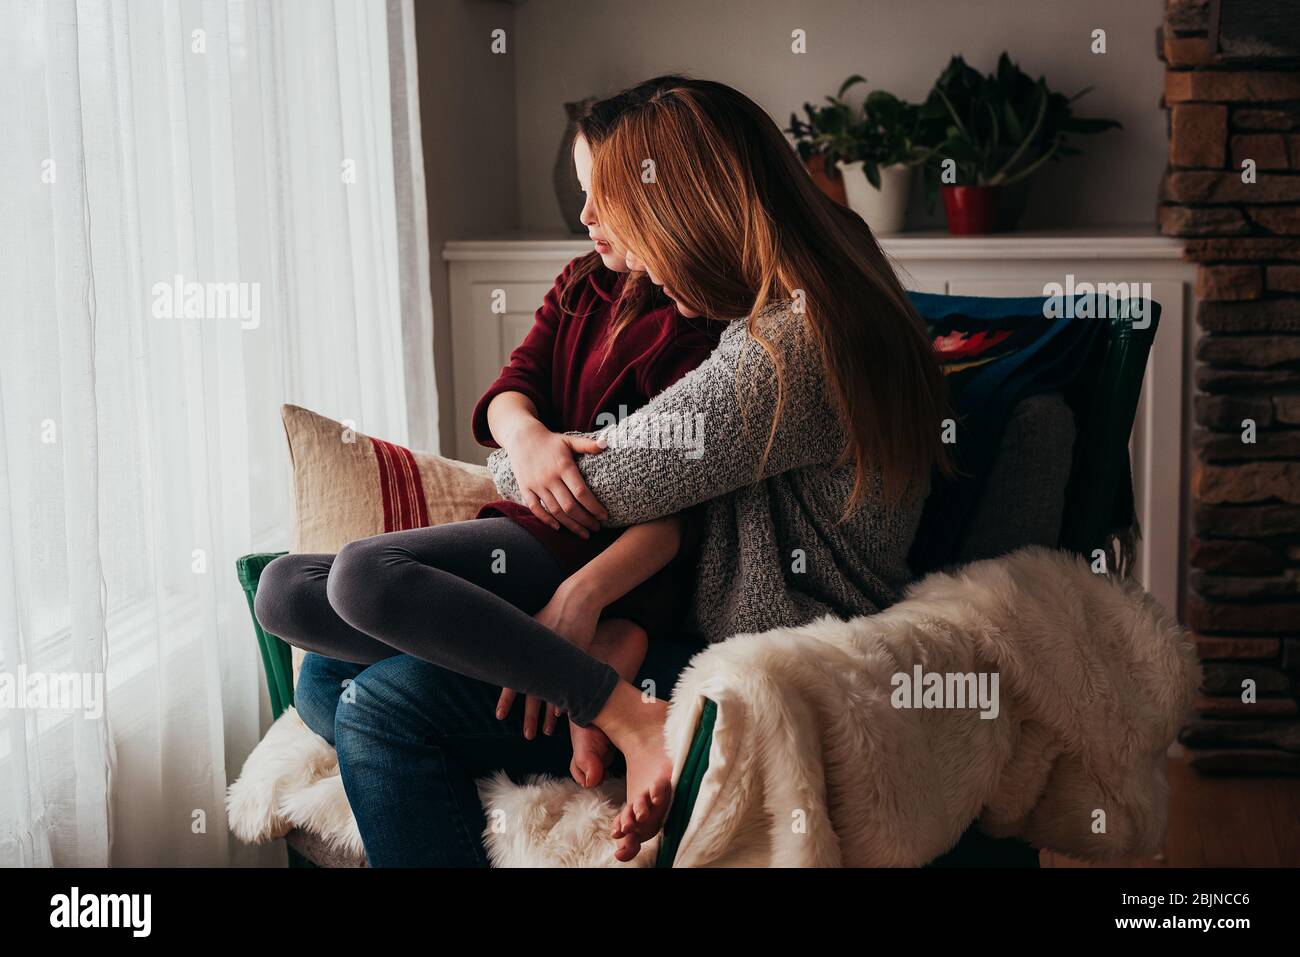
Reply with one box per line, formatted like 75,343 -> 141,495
590,76 -> 952,508
558,77 -> 693,327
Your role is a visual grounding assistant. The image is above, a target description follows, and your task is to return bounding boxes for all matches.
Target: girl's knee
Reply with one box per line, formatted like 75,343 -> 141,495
254,555 -> 311,637
326,538 -> 394,633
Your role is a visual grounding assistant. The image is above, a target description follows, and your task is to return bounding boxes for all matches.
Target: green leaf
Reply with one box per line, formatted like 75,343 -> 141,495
1002,99 -> 1023,144
991,81 -> 1048,183
935,86 -> 968,137
838,74 -> 867,98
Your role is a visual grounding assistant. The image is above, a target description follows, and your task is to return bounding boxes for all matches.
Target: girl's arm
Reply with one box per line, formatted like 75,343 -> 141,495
563,516 -> 683,620
486,391 -> 608,536
484,390 -> 545,450
488,303 -> 843,527
471,265 -> 568,446
505,521 -> 679,740
471,260 -> 609,535
532,515 -> 683,656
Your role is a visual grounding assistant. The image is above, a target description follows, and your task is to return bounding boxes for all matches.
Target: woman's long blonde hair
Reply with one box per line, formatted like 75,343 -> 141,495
558,78 -> 691,325
590,77 -> 951,509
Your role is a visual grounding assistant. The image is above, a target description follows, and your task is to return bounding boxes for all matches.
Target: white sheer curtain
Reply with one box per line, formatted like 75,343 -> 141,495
0,0 -> 435,866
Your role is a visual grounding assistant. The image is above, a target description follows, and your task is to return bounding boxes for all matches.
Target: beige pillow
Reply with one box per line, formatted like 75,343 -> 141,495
278,404 -> 498,675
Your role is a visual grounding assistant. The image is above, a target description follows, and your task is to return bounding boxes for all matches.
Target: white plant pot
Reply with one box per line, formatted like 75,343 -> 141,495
837,160 -> 912,235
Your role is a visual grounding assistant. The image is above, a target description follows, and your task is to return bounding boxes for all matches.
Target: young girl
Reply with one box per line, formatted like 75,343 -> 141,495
477,121 -> 723,788
254,77 -> 721,836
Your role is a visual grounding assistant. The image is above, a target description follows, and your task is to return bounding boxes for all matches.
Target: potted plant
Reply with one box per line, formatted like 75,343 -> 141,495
786,80 -> 858,207
836,79 -> 925,235
916,54 -> 1121,234
788,76 -> 923,234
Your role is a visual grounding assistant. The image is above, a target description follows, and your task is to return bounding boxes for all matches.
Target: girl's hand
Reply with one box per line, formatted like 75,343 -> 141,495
495,579 -> 605,739
502,420 -> 608,538
533,579 -> 604,733
534,578 -> 603,653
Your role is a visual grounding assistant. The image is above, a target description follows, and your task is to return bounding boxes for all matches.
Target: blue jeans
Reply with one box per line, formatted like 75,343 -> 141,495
294,637 -> 700,867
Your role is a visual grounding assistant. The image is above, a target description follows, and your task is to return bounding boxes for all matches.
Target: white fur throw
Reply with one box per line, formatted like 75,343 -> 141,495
225,704 -> 366,862
227,546 -> 1199,867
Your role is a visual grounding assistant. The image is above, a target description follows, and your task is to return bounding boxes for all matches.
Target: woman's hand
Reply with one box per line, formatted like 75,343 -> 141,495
495,688 -> 555,740
502,418 -> 609,538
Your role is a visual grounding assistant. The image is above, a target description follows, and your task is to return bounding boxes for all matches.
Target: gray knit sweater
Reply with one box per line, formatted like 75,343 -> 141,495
487,302 -> 927,643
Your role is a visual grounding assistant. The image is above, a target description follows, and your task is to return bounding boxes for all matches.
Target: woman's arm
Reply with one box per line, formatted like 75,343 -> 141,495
488,303 -> 842,527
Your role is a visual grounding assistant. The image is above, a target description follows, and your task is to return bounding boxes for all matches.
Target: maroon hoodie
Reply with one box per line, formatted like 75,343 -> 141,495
472,257 -> 724,633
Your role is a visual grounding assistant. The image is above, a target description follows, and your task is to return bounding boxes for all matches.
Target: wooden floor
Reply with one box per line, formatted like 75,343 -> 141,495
1041,748 -> 1300,867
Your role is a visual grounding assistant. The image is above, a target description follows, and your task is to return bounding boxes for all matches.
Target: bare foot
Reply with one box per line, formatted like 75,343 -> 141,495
570,619 -> 646,790
595,683 -> 672,862
569,721 -> 614,788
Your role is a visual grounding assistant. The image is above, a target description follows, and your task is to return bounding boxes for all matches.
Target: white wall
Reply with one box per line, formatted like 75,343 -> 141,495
415,0 -> 519,452
510,0 -> 1169,233
421,0 -> 1171,441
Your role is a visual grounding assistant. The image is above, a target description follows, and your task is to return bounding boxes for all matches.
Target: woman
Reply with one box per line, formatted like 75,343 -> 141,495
287,76 -> 950,866
485,76 -> 951,858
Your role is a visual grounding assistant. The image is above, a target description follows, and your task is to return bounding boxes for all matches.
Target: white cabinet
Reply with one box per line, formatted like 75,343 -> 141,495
444,229 -> 1195,615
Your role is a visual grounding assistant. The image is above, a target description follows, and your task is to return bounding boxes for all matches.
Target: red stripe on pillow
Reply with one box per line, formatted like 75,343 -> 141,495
373,439 -> 398,530
372,437 -> 430,532
396,441 -> 430,528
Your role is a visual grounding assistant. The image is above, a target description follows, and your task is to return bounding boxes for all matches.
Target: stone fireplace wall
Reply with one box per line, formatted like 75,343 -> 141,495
1158,0 -> 1300,772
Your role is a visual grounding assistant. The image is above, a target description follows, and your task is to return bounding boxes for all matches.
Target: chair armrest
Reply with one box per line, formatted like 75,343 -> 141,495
655,698 -> 718,868
1059,307 -> 1160,560
236,552 -> 292,719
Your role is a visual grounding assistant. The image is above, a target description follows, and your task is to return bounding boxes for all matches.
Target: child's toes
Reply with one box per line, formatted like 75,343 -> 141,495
614,831 -> 642,862
571,754 -> 604,789
632,792 -> 651,824
616,804 -> 636,838
569,757 -> 588,788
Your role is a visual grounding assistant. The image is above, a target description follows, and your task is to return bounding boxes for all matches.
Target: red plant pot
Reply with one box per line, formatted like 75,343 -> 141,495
942,186 -> 1001,235
804,154 -> 847,207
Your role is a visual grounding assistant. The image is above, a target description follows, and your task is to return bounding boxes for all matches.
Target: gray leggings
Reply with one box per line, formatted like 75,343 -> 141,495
253,518 -> 621,726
